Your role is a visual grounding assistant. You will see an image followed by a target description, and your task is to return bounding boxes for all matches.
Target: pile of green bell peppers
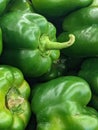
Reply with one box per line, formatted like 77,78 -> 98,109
0,0 -> 98,130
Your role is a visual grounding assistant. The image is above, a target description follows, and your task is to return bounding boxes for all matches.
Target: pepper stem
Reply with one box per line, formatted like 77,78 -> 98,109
40,34 -> 75,52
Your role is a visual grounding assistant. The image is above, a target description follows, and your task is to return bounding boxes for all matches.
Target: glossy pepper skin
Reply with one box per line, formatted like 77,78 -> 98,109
0,0 -> 10,16
31,0 -> 93,18
31,76 -> 98,130
0,11 -> 75,77
58,0 -> 98,57
0,65 -> 31,130
78,57 -> 98,111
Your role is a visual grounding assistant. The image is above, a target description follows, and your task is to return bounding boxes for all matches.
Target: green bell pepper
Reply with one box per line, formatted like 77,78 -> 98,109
78,57 -> 98,95
78,57 -> 98,111
31,0 -> 93,18
58,0 -> 98,57
31,76 -> 98,130
0,65 -> 31,130
0,11 -> 75,77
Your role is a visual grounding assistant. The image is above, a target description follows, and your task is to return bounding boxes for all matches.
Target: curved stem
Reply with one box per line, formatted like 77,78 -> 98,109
40,34 -> 75,51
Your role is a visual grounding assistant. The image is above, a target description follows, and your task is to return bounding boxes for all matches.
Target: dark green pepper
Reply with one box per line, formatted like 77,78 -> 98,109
31,0 -> 93,18
78,57 -> 98,111
0,11 -> 75,77
58,0 -> 98,57
78,57 -> 98,95
0,65 -> 31,130
31,76 -> 98,130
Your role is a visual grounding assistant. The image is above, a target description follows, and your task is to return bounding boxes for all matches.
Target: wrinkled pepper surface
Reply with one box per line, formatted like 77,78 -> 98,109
31,0 -> 93,18
0,11 -> 75,77
31,76 -> 98,130
0,65 -> 31,130
78,57 -> 98,111
58,0 -> 98,57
